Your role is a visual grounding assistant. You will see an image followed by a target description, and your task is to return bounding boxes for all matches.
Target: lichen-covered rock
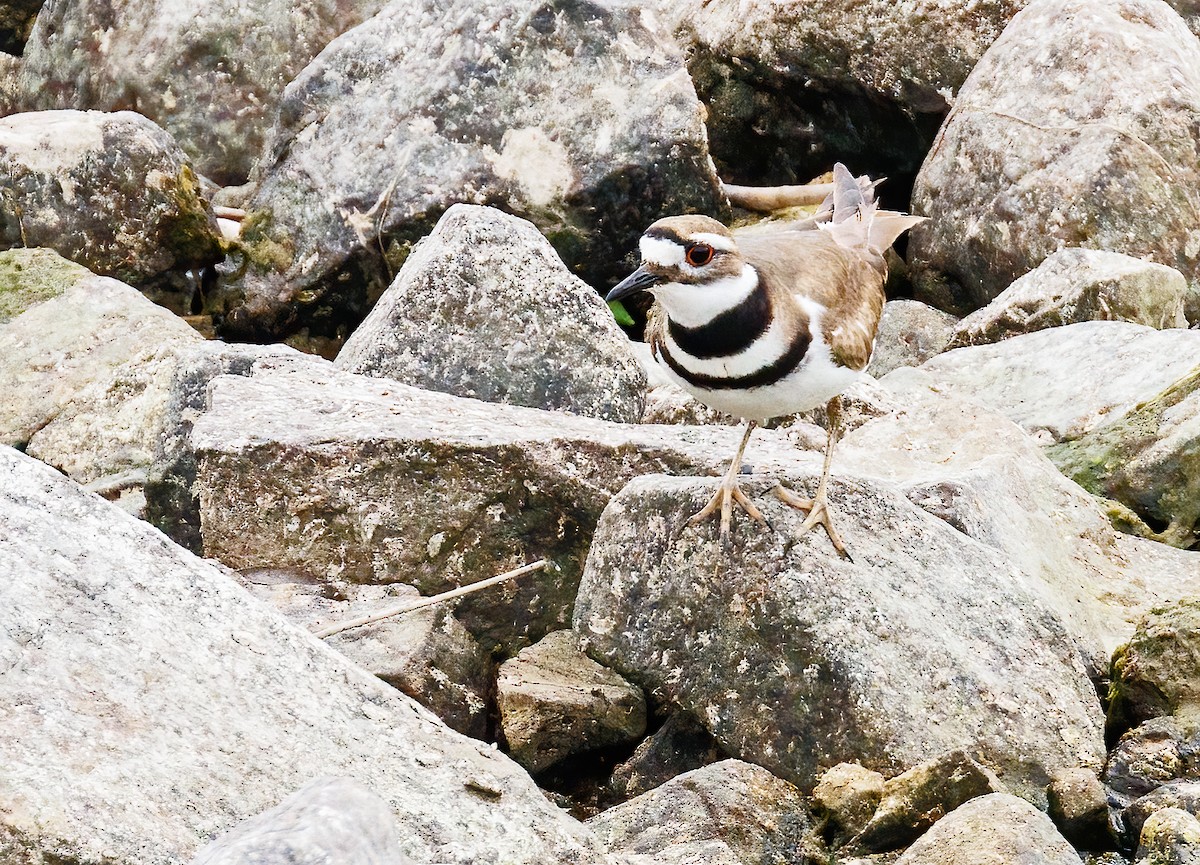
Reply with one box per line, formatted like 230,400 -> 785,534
214,0 -> 723,345
1110,600 -> 1200,738
336,204 -> 646,423
497,630 -> 646,774
1136,807 -> 1200,864
0,446 -> 611,865
190,777 -> 411,865
587,760 -> 823,865
812,763 -> 885,840
1105,718 -> 1186,801
0,0 -> 44,54
893,793 -> 1080,865
240,574 -> 492,739
606,712 -> 725,805
1046,768 -> 1113,849
0,110 -> 222,303
1125,782 -> 1200,845
0,246 -> 91,324
909,0 -> 1200,320
866,300 -> 959,378
0,52 -> 19,116
856,750 -> 1005,852
949,249 -> 1189,349
573,470 -> 1105,801
18,0 -> 387,184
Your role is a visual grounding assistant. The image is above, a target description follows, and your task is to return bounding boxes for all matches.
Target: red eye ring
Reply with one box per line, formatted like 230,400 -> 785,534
686,243 -> 715,267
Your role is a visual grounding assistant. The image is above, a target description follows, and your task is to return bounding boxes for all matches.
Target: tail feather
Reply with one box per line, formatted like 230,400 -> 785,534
818,162 -> 925,262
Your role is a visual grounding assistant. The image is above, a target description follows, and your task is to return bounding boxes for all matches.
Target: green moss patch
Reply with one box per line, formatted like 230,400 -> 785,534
0,248 -> 93,324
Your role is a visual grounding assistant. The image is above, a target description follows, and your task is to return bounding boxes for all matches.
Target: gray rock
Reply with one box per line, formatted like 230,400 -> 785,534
239,574 -> 492,739
1126,782 -> 1200,844
572,469 -> 1105,801
587,760 -> 822,865
0,246 -> 91,324
190,777 -> 411,865
18,0 -> 387,184
0,110 -> 222,303
0,446 -> 610,864
215,0 -> 723,345
1137,807 -> 1200,865
1046,767 -> 1113,849
336,204 -> 646,423
893,793 -> 1080,865
606,711 -> 725,804
812,763 -> 885,840
1105,718 -> 1187,801
866,300 -> 959,378
497,630 -> 646,774
949,249 -> 1189,348
1110,601 -> 1200,738
909,0 -> 1200,321
857,750 -> 1005,852
0,45 -> 20,113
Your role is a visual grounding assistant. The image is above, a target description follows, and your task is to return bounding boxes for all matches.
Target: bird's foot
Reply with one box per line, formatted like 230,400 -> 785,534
775,484 -> 852,561
689,475 -> 769,550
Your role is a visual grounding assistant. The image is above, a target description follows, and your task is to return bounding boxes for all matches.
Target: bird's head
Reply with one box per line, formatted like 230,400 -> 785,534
606,216 -> 754,327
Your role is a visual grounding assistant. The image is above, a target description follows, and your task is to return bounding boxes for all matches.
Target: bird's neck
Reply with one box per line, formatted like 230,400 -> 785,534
665,271 -> 773,360
652,263 -> 760,329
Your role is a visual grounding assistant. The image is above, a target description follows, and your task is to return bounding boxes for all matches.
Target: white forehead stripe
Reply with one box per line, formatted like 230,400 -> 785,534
689,232 -> 736,252
640,236 -> 684,268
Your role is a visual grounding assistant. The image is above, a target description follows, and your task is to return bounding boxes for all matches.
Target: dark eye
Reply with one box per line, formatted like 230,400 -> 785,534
685,244 -> 714,267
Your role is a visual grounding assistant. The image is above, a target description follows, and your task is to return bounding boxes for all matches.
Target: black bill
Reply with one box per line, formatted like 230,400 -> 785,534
605,266 -> 661,302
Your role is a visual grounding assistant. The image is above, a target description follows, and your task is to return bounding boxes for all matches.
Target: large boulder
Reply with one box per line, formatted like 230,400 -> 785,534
0,110 -> 222,306
1109,599 -> 1200,738
18,0 -> 388,184
0,446 -> 610,864
213,0 -> 724,345
909,0 -> 1200,320
336,204 -> 646,423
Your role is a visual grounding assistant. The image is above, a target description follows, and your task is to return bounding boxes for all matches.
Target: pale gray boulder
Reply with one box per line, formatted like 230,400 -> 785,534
190,777 -> 411,865
893,793 -> 1080,865
909,0 -> 1200,321
1137,808 -> 1200,865
215,0 -> 723,345
866,299 -> 959,378
497,630 -> 646,774
19,0 -> 388,184
949,249 -> 1189,348
336,204 -> 646,423
0,446 -> 610,864
812,763 -> 885,841
0,110 -> 222,304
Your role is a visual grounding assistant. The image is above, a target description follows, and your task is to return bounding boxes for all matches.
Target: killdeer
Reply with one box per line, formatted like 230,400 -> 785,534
607,164 -> 924,555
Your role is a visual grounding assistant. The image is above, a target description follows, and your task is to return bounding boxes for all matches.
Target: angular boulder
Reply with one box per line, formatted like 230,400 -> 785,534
1046,768 -> 1113,850
0,110 -> 222,304
336,204 -> 646,423
1137,808 -> 1200,865
866,299 -> 958,378
1110,599 -> 1200,737
215,0 -> 723,344
0,446 -> 609,864
606,711 -> 725,804
1104,718 -> 1187,801
909,0 -> 1200,320
812,763 -> 885,841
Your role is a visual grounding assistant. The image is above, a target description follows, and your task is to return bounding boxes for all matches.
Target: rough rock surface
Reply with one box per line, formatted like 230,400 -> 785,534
0,246 -> 91,324
0,446 -> 609,865
1046,768 -> 1112,849
240,574 -> 492,739
0,110 -> 222,301
336,204 -> 646,423
0,0 -> 42,53
1110,600 -> 1200,738
190,777 -> 411,865
893,793 -> 1080,865
587,760 -> 822,865
949,249 -> 1189,348
215,0 -> 723,344
573,470 -> 1106,801
1125,782 -> 1200,843
1136,807 -> 1200,864
812,763 -> 885,840
1105,718 -> 1187,801
909,0 -> 1200,320
18,0 -> 387,184
497,630 -> 646,774
606,712 -> 725,804
866,300 -> 959,378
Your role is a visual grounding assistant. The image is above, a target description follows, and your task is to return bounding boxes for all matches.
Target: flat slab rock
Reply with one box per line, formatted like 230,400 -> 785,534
0,446 -> 608,865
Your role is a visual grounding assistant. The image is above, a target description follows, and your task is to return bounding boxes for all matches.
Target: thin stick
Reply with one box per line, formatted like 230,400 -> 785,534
213,206 -> 247,221
313,559 -> 547,639
723,182 -> 834,212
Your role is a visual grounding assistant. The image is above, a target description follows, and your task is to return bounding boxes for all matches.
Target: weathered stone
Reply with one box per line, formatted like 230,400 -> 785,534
214,0 -> 723,345
893,793 -> 1080,865
917,322 -> 1200,442
949,249 -> 1189,349
812,763 -> 885,840
587,760 -> 822,865
1110,600 -> 1200,738
1105,718 -> 1187,800
909,0 -> 1200,321
190,777 -> 411,865
497,630 -> 646,774
0,246 -> 91,324
1047,767 -> 1113,849
240,574 -> 492,739
336,204 -> 646,423
0,110 -> 221,303
856,750 -> 1005,852
606,711 -> 725,804
0,446 -> 610,864
1137,807 -> 1200,865
0,0 -> 42,53
573,470 -> 1105,801
0,51 -> 20,116
18,0 -> 387,184
1125,782 -> 1200,844
866,300 -> 959,378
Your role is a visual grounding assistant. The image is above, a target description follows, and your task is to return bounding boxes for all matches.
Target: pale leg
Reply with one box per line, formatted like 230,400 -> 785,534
689,419 -> 768,547
775,396 -> 850,558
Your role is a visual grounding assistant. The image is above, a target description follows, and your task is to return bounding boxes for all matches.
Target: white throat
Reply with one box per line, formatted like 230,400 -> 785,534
650,263 -> 759,329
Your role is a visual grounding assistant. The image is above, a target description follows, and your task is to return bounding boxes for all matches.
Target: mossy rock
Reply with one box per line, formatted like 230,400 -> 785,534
0,248 -> 93,325
1108,598 -> 1200,740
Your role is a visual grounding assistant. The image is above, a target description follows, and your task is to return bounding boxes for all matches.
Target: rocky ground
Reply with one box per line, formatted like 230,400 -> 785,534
3,0 -> 1200,863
